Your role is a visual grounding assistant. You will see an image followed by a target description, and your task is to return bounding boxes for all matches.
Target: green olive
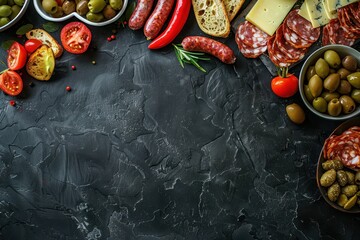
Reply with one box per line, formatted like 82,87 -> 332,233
355,171 -> 360,185
337,170 -> 349,186
347,72 -> 360,89
339,95 -> 356,114
328,183 -> 341,202
337,194 -> 348,207
86,11 -> 104,21
337,80 -> 352,95
324,50 -> 341,69
338,68 -> 352,80
62,0 -> 76,15
109,0 -> 122,10
14,0 -> 23,6
306,66 -> 316,82
315,58 -> 330,79
51,6 -> 64,17
9,4 -> 20,20
308,74 -> 323,98
313,97 -> 327,113
320,169 -> 337,187
342,185 -> 358,197
321,91 -> 340,102
285,103 -> 305,124
351,89 -> 360,103
344,195 -> 358,210
102,4 -> 116,19
0,5 -> 12,17
342,55 -> 358,71
329,68 -> 336,74
327,98 -> 342,116
42,0 -> 58,14
346,171 -> 355,184
88,0 -> 106,13
0,17 -> 9,26
323,73 -> 340,92
76,0 -> 89,15
322,159 -> 343,170
304,85 -> 314,103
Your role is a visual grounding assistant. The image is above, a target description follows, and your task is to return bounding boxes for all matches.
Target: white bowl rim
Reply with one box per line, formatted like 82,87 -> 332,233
299,44 -> 360,121
0,0 -> 31,32
34,0 -> 128,27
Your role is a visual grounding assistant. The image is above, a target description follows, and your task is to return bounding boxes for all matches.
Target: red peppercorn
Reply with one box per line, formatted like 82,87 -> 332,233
66,86 -> 71,92
123,21 -> 127,25
111,35 -> 116,40
107,37 -> 112,42
9,100 -> 16,106
71,65 -> 76,70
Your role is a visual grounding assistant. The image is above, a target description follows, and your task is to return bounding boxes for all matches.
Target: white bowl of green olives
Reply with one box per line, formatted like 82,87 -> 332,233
34,0 -> 127,26
299,45 -> 360,120
317,118 -> 360,213
0,0 -> 30,32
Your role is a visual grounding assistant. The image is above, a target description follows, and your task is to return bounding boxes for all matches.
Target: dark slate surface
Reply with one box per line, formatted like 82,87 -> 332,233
1,1 -> 360,239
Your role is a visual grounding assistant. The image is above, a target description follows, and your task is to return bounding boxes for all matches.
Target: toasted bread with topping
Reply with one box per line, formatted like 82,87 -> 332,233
223,0 -> 245,21
192,0 -> 230,38
26,29 -> 63,58
26,45 -> 55,81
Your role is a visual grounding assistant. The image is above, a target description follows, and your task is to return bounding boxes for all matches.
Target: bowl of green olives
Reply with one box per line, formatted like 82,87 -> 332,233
299,44 -> 360,120
0,0 -> 30,32
34,0 -> 127,26
316,118 -> 360,213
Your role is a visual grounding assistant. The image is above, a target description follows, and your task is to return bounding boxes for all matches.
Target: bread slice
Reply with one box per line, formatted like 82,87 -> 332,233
26,45 -> 55,81
26,29 -> 63,58
192,0 -> 230,38
223,0 -> 245,22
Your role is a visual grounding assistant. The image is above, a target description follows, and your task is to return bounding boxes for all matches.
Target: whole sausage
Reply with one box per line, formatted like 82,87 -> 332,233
128,0 -> 154,30
181,36 -> 236,64
144,0 -> 175,40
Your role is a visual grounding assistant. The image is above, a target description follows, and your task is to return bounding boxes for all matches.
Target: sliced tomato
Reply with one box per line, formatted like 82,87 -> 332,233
24,39 -> 43,54
0,71 -> 23,96
7,42 -> 27,71
60,22 -> 92,54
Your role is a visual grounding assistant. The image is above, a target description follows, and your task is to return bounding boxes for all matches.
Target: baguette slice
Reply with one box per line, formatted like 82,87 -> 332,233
192,0 -> 230,38
26,29 -> 63,58
26,45 -> 55,81
223,0 -> 245,22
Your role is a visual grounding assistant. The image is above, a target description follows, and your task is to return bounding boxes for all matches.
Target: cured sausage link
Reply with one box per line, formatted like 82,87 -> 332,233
181,36 -> 236,64
144,0 -> 175,40
128,0 -> 155,30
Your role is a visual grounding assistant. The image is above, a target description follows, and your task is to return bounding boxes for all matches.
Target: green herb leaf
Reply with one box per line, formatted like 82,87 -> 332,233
125,1 -> 136,21
43,22 -> 59,33
173,44 -> 209,73
16,24 -> 33,35
1,40 -> 15,50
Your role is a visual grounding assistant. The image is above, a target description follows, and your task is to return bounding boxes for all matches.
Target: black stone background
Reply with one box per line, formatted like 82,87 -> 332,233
1,1 -> 360,239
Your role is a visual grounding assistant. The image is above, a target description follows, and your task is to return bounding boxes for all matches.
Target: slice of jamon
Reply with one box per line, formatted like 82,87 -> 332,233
238,21 -> 269,48
283,23 -> 313,48
235,32 -> 267,58
285,9 -> 320,43
276,24 -> 307,61
322,24 -> 331,46
328,19 -> 357,46
267,35 -> 291,68
350,2 -> 360,24
338,6 -> 360,36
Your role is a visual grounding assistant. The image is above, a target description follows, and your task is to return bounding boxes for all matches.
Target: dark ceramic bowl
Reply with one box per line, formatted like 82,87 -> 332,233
316,117 -> 360,213
0,0 -> 30,32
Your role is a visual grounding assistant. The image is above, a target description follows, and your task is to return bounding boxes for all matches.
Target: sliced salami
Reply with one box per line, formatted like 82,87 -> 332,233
238,21 -> 269,48
328,18 -> 357,46
350,2 -> 360,24
235,31 -> 267,58
276,24 -> 307,61
338,6 -> 360,36
283,23 -> 313,48
285,9 -> 320,43
322,24 -> 331,46
267,35 -> 291,68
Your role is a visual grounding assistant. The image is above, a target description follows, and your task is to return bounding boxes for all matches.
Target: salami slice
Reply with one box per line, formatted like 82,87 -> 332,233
283,23 -> 313,48
267,35 -> 291,68
328,18 -> 357,46
235,31 -> 267,58
350,2 -> 360,24
338,7 -> 360,36
322,24 -> 331,46
286,9 -> 320,43
276,24 -> 307,61
238,21 -> 269,48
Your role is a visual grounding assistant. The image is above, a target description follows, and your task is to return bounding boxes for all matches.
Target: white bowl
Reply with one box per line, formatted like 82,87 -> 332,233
34,0 -> 128,27
0,0 -> 31,32
299,44 -> 360,121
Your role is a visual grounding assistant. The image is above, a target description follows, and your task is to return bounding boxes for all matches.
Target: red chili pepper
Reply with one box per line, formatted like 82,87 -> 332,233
148,0 -> 191,49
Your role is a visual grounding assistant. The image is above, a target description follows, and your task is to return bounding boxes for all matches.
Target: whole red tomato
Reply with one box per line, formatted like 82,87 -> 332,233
271,70 -> 299,98
60,22 -> 92,54
7,42 -> 27,71
24,39 -> 42,54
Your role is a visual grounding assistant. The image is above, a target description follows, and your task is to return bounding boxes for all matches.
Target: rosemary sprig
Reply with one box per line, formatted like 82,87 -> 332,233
173,44 -> 210,73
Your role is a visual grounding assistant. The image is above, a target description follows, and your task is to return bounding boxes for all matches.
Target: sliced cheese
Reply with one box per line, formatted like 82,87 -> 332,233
299,0 -> 330,28
322,0 -> 338,19
245,0 -> 297,36
299,1 -> 310,21
326,0 -> 360,12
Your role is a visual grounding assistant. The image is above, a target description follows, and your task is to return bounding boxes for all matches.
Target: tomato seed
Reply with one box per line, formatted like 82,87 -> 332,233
66,86 -> 71,92
9,100 -> 16,106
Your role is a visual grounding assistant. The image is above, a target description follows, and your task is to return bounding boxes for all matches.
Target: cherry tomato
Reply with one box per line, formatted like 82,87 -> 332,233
24,39 -> 42,54
7,42 -> 27,71
0,71 -> 23,96
60,22 -> 92,54
271,68 -> 299,98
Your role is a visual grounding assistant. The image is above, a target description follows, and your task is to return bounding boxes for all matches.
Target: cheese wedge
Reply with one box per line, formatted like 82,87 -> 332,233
245,0 -> 297,36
